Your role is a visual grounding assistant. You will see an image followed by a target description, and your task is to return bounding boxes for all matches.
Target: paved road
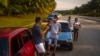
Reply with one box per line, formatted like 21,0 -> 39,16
49,16 -> 100,56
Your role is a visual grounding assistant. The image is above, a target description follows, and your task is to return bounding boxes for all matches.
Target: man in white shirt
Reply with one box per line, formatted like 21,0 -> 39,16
46,15 -> 61,56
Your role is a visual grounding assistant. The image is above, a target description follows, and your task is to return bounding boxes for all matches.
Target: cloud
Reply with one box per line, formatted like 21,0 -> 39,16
55,0 -> 91,10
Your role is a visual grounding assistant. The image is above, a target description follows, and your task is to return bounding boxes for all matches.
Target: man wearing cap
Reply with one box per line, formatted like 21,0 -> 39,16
46,15 -> 61,56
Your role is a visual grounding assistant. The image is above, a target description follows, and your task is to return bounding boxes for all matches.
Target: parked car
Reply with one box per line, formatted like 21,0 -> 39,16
47,13 -> 63,21
45,20 -> 73,50
0,27 -> 35,56
47,14 -> 56,21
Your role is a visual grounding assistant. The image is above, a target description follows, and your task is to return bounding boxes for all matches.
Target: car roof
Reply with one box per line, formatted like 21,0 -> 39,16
48,14 -> 58,18
57,20 -> 68,23
0,27 -> 28,39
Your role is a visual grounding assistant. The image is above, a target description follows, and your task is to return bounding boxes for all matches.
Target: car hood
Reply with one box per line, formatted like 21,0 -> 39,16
46,31 -> 72,41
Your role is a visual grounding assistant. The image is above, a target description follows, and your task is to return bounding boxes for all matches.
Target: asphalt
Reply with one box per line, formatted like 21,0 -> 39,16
48,16 -> 100,56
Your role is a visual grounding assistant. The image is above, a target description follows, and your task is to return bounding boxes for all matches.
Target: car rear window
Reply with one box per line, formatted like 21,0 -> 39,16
60,23 -> 71,32
0,38 -> 9,56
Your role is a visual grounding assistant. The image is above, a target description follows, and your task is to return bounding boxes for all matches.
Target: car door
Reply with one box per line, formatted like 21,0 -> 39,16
20,30 -> 35,56
11,35 -> 23,56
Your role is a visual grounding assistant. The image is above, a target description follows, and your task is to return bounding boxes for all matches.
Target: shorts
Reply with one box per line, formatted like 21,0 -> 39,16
48,37 -> 58,45
35,43 -> 45,53
74,28 -> 79,32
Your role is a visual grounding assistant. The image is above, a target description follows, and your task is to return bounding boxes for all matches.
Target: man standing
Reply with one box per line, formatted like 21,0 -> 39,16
46,15 -> 61,56
32,17 -> 49,56
67,16 -> 71,27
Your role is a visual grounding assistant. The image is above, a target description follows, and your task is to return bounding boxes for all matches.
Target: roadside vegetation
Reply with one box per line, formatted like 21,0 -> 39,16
56,0 -> 100,17
0,14 -> 34,28
0,14 -> 48,31
0,0 -> 56,28
0,0 -> 56,16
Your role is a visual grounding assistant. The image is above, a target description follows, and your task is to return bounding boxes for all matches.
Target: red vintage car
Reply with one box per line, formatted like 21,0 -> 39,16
0,27 -> 36,56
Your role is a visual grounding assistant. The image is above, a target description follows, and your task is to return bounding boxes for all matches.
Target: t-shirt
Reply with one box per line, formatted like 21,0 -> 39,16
74,21 -> 80,26
50,22 -> 61,38
73,21 -> 81,29
32,24 -> 42,44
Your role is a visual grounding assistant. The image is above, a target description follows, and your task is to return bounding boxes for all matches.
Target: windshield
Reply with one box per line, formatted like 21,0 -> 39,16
48,15 -> 54,17
60,23 -> 71,32
48,15 -> 54,21
0,38 -> 9,56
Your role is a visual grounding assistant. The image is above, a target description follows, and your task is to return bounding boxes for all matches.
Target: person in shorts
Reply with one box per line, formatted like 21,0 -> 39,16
32,17 -> 49,56
73,18 -> 81,41
46,15 -> 61,56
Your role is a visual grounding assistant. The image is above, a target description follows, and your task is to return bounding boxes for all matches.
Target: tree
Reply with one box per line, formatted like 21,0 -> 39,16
0,0 -> 8,7
70,0 -> 100,16
0,0 -> 56,16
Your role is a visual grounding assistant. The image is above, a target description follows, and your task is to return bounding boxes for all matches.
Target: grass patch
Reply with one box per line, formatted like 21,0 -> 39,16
0,14 -> 48,29
0,14 -> 35,28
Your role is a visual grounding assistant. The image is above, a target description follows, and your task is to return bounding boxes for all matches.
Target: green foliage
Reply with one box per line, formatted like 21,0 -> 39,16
0,0 -> 56,16
0,0 -> 8,7
71,0 -> 100,16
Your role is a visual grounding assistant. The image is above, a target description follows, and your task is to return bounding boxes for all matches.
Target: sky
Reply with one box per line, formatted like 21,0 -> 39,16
55,0 -> 91,10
